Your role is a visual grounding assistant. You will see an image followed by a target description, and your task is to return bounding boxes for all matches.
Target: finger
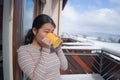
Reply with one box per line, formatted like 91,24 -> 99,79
42,38 -> 52,45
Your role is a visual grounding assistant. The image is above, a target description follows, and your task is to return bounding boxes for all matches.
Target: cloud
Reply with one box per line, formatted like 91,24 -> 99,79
61,4 -> 81,33
109,0 -> 120,4
79,8 -> 120,27
62,4 -> 79,22
61,3 -> 120,35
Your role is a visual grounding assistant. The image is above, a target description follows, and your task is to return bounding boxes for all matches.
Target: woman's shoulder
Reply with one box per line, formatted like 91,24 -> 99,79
17,44 -> 31,52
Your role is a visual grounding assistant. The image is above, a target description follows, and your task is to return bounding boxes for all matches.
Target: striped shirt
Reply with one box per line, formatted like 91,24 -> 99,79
17,44 -> 68,80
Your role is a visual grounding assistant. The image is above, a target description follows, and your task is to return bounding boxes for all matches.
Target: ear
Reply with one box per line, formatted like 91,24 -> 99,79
32,28 -> 37,35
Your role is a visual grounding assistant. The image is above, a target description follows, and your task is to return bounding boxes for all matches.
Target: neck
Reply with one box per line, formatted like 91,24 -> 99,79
31,39 -> 41,48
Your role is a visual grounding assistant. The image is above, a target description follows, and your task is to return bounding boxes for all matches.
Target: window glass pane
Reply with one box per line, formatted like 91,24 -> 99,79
23,0 -> 34,36
61,0 -> 120,43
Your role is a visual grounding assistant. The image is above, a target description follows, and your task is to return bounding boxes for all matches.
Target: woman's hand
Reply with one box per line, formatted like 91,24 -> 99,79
41,37 -> 52,49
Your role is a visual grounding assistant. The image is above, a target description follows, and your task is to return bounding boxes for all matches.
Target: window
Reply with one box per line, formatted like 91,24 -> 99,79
61,0 -> 120,43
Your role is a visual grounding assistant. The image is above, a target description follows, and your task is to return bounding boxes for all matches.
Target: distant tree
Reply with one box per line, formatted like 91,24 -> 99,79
103,39 -> 106,42
61,34 -> 63,38
118,39 -> 120,43
83,35 -> 87,38
75,34 -> 78,38
97,37 -> 102,41
108,37 -> 116,43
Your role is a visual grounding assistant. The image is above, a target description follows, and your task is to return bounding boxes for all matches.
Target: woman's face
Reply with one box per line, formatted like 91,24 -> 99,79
33,23 -> 55,45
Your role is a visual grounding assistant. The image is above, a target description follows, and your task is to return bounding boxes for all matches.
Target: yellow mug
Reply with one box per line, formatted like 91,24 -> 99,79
46,33 -> 61,48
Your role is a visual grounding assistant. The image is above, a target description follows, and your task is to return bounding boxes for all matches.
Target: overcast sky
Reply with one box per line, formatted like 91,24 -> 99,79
60,0 -> 120,35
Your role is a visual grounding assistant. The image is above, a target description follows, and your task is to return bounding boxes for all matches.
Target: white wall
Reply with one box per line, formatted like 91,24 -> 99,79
3,0 -> 14,80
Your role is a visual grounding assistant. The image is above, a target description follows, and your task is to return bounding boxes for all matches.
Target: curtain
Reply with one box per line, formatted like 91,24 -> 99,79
33,0 -> 46,18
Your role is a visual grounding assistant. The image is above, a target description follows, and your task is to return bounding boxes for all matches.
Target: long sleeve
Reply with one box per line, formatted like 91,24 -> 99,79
56,47 -> 68,70
17,46 -> 50,80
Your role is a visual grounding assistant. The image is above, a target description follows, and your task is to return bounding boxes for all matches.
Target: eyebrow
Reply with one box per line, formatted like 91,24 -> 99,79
44,29 -> 54,32
44,29 -> 49,31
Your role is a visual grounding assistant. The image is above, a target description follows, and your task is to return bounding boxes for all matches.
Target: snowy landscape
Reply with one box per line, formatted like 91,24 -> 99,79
61,32 -> 120,43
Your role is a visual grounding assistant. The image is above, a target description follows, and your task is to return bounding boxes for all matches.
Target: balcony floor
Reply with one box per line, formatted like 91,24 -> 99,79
61,74 -> 104,80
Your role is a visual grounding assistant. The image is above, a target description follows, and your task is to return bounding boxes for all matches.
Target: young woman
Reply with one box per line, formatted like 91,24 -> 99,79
17,14 -> 68,80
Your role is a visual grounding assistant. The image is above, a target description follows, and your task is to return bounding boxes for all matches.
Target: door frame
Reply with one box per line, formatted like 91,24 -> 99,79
13,0 -> 24,80
3,0 -> 24,80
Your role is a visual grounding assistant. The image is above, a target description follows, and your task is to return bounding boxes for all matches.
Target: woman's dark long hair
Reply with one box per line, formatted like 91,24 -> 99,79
24,14 -> 56,45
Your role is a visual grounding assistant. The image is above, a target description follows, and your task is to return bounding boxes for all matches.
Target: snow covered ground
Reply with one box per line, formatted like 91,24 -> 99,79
61,74 -> 104,80
62,37 -> 120,61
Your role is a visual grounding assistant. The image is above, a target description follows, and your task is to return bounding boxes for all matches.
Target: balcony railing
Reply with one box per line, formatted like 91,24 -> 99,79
61,41 -> 120,80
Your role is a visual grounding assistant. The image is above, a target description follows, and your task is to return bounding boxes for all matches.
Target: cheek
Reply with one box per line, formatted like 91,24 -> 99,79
37,32 -> 46,40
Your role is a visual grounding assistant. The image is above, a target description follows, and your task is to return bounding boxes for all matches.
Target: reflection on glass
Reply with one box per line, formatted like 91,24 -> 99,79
23,0 -> 34,36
